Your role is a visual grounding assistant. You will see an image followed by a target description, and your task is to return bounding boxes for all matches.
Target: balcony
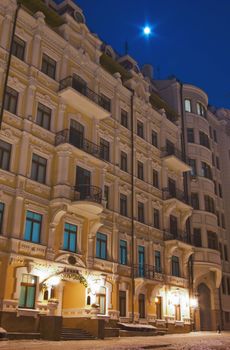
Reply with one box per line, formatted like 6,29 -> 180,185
59,76 -> 111,120
193,247 -> 221,288
163,230 -> 190,244
72,184 -> 104,216
134,264 -> 165,282
55,129 -> 104,160
161,147 -> 191,173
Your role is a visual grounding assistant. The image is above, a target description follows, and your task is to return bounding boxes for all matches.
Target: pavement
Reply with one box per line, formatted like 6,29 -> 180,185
0,332 -> 230,350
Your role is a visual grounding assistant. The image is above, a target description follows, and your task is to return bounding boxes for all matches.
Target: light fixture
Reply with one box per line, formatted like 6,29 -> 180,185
155,297 -> 159,303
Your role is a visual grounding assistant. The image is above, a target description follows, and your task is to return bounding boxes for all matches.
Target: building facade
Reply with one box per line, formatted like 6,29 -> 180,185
0,0 -> 228,337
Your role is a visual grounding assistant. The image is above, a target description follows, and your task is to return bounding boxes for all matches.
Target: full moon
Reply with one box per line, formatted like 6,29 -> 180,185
143,26 -> 151,35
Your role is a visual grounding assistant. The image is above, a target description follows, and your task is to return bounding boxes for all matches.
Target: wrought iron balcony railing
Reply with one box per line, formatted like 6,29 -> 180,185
162,187 -> 188,204
55,129 -> 105,160
74,185 -> 102,204
59,76 -> 111,112
161,147 -> 188,163
133,264 -> 165,281
163,230 -> 190,244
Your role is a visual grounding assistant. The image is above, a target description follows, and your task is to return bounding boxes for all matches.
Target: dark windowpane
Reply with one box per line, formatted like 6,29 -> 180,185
100,138 -> 110,161
207,231 -> 218,250
172,256 -> 180,276
153,208 -> 160,229
24,211 -> 42,243
31,154 -> 47,184
121,109 -> 128,128
155,251 -> 161,272
152,169 -> 159,188
137,161 -> 144,180
63,223 -> 77,252
96,232 -> 107,259
137,120 -> 144,138
193,228 -> 202,247
204,195 -> 215,214
119,240 -> 127,265
99,94 -> 111,112
189,159 -> 197,176
0,202 -> 4,234
4,86 -> 18,114
138,202 -> 144,223
104,185 -> 109,209
120,194 -> 127,216
41,54 -> 56,79
120,151 -> 128,172
170,215 -> 177,237
12,35 -> 25,61
152,130 -> 158,147
199,131 -> 210,149
191,193 -> 199,209
119,290 -> 126,317
37,103 -> 51,130
187,128 -> 194,143
0,140 -> 11,171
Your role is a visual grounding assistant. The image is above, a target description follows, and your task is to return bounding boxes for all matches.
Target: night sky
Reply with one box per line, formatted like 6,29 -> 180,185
56,0 -> 230,109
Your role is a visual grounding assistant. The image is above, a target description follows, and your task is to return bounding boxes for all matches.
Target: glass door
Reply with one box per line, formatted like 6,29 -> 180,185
76,166 -> 91,200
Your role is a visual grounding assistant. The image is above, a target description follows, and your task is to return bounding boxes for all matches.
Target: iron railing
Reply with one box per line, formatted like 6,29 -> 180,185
161,147 -> 188,163
163,230 -> 190,244
133,264 -> 165,281
55,129 -> 104,159
162,187 -> 188,203
59,76 -> 111,112
74,185 -> 102,204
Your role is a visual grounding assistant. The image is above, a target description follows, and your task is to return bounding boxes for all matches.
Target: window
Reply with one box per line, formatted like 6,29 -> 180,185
151,130 -> 158,147
217,211 -> 221,227
222,277 -> 226,294
197,102 -> 205,117
154,250 -> 161,273
120,194 -> 128,217
184,99 -> 191,112
4,86 -> 18,114
120,151 -> 128,172
172,256 -> 180,277
138,202 -> 145,223
209,126 -> 213,139
119,291 -> 126,317
12,35 -> 26,61
100,138 -> 110,161
216,156 -> 220,170
221,213 -> 225,229
0,140 -> 11,171
170,215 -> 178,237
24,211 -> 42,243
189,159 -> 197,176
153,208 -> 160,229
224,245 -> 228,261
137,120 -> 144,138
31,154 -> 47,184
199,131 -> 210,149
187,128 -> 194,143
213,129 -> 217,143
137,161 -> 144,180
191,193 -> 199,210
41,54 -> 56,79
166,139 -> 175,155
168,178 -> 176,197
99,94 -> 111,112
37,103 -> 51,130
121,109 -> 128,128
152,169 -> 159,188
19,274 -> 37,309
63,223 -> 77,252
96,232 -> 107,260
0,202 -> 4,234
219,242 -> 223,259
227,278 -> 230,295
104,185 -> 109,209
212,153 -> 215,166
219,184 -> 222,198
207,231 -> 218,250
138,246 -> 145,277
204,195 -> 215,214
201,162 -> 212,180
193,228 -> 202,247
119,240 -> 127,265
214,180 -> 217,195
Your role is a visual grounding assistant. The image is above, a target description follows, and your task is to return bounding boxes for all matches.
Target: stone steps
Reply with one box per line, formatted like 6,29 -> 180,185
60,328 -> 96,340
7,332 -> 40,340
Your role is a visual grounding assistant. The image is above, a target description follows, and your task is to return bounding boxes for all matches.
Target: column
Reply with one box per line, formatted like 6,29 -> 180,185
31,34 -> 41,68
18,132 -> 30,176
0,14 -> 13,50
12,196 -> 24,238
25,83 -> 36,119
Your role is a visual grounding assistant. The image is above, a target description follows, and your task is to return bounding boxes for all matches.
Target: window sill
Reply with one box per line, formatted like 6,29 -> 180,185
17,308 -> 39,318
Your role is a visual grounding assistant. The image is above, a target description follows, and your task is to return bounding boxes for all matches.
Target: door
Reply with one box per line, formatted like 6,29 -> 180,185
96,286 -> 106,315
76,166 -> 91,200
119,291 -> 126,317
156,296 -> 162,319
198,283 -> 212,330
139,294 -> 145,318
175,304 -> 181,321
72,74 -> 87,96
69,120 -> 84,149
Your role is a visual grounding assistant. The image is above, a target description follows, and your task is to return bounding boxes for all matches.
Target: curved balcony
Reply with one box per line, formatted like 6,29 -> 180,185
72,185 -> 104,216
193,247 -> 221,287
163,230 -> 190,244
161,147 -> 191,173
59,76 -> 111,120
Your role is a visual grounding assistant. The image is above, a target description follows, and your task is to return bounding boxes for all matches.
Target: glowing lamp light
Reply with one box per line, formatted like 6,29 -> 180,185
190,297 -> 198,308
47,276 -> 61,287
143,26 -> 151,36
154,297 -> 159,304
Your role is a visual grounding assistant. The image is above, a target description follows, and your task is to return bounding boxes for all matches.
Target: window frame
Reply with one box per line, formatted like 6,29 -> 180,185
120,193 -> 128,217
63,222 -> 77,253
172,255 -> 180,277
4,86 -> 18,115
119,239 -> 128,265
96,232 -> 107,260
12,35 -> 26,61
36,103 -> 52,130
0,140 -> 12,171
31,153 -> 47,184
184,98 -> 192,112
0,202 -> 5,234
24,210 -> 42,244
41,53 -> 56,80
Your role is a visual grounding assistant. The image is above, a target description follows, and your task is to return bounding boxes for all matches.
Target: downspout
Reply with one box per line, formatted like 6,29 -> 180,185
0,1 -> 21,130
130,90 -> 135,323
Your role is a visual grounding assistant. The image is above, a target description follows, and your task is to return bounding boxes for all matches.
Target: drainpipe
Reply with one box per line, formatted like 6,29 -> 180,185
130,89 -> 135,324
0,1 -> 21,130
218,287 -> 224,330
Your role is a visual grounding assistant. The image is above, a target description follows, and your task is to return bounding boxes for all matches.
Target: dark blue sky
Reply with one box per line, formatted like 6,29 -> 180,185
60,0 -> 230,109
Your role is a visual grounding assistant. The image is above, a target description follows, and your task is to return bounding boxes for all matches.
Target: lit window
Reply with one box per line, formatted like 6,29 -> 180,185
19,274 -> 37,309
24,211 -> 42,243
96,232 -> 107,260
197,102 -> 206,117
63,223 -> 77,252
184,99 -> 191,112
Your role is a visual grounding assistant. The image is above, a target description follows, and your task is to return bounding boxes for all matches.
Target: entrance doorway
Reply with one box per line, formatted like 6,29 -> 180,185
96,286 -> 106,315
198,283 -> 212,330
